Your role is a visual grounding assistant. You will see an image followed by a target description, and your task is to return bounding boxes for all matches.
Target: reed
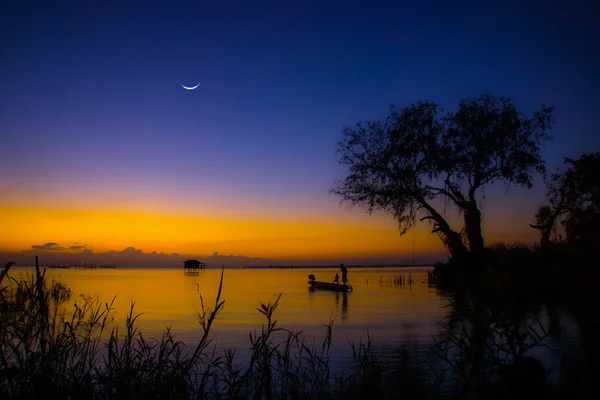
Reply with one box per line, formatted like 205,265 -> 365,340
0,265 -> 396,399
1,263 -> 571,399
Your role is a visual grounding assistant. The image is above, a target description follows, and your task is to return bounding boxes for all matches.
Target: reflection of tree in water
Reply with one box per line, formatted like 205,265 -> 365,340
430,277 -> 592,399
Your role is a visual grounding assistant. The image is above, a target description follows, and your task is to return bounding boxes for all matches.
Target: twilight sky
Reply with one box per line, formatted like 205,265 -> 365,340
1,0 -> 598,266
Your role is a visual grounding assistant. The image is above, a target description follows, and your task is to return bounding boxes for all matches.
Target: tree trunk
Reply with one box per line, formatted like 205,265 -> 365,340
463,184 -> 485,267
419,198 -> 468,259
530,224 -> 552,249
464,203 -> 484,257
530,206 -> 561,249
440,221 -> 469,260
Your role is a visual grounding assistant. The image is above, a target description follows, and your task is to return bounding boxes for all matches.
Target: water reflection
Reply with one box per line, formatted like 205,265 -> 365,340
4,265 -> 591,396
16,266 -> 583,382
337,290 -> 348,322
308,287 -> 349,322
431,274 -> 587,396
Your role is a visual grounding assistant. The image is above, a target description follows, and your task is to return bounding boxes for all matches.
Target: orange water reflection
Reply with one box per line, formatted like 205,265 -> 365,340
11,266 -> 447,357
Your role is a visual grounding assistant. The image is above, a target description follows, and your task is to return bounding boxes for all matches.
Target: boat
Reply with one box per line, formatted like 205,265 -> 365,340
308,280 -> 352,292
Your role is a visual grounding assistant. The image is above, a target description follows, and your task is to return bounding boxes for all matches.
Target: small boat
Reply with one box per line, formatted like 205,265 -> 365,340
308,280 -> 352,292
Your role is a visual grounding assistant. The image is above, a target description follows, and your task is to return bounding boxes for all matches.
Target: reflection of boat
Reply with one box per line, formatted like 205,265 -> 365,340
308,280 -> 352,292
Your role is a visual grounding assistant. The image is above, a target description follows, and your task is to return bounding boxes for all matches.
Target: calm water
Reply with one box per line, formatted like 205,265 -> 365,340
12,267 -> 441,354
7,266 -> 581,380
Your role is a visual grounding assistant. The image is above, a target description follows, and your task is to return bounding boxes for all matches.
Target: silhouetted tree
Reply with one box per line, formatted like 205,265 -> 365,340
563,153 -> 600,248
531,152 -> 600,250
530,168 -> 576,248
531,205 -> 560,248
332,94 -> 554,262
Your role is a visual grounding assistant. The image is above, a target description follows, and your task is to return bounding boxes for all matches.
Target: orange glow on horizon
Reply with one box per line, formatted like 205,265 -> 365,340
1,206 -> 444,258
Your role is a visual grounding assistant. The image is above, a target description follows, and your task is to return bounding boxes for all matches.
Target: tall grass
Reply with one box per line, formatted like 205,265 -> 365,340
0,264 -> 399,399
2,262 -> 576,399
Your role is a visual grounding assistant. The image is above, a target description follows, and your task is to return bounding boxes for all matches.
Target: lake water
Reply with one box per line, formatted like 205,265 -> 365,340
7,265 -> 582,381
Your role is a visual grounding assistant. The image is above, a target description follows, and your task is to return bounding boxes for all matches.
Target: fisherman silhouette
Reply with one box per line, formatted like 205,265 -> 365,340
340,264 -> 348,284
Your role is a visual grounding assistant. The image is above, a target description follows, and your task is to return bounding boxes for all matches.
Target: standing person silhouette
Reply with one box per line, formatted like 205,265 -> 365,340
340,264 -> 348,285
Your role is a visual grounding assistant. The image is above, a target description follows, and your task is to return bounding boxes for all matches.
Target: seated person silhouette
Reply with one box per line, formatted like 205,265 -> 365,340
333,273 -> 340,284
308,274 -> 316,281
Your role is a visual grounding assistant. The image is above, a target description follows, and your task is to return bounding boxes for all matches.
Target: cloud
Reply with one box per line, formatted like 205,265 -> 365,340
6,244 -> 444,268
119,247 -> 143,254
206,252 -> 265,267
9,244 -> 184,268
30,242 -> 66,251
26,242 -> 89,252
14,245 -> 262,268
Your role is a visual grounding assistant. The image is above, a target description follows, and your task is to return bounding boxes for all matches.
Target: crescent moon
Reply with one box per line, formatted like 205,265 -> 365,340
181,83 -> 201,90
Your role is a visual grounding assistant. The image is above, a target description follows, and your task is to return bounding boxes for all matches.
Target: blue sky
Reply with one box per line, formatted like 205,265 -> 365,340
1,0 -> 598,264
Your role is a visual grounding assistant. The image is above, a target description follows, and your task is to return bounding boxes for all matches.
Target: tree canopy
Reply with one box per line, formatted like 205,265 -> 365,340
333,93 -> 554,261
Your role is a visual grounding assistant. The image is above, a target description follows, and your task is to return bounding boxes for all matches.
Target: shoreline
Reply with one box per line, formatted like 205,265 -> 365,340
9,264 -> 435,270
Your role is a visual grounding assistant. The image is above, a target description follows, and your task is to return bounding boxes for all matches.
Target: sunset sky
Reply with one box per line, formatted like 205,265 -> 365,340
1,1 -> 598,266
